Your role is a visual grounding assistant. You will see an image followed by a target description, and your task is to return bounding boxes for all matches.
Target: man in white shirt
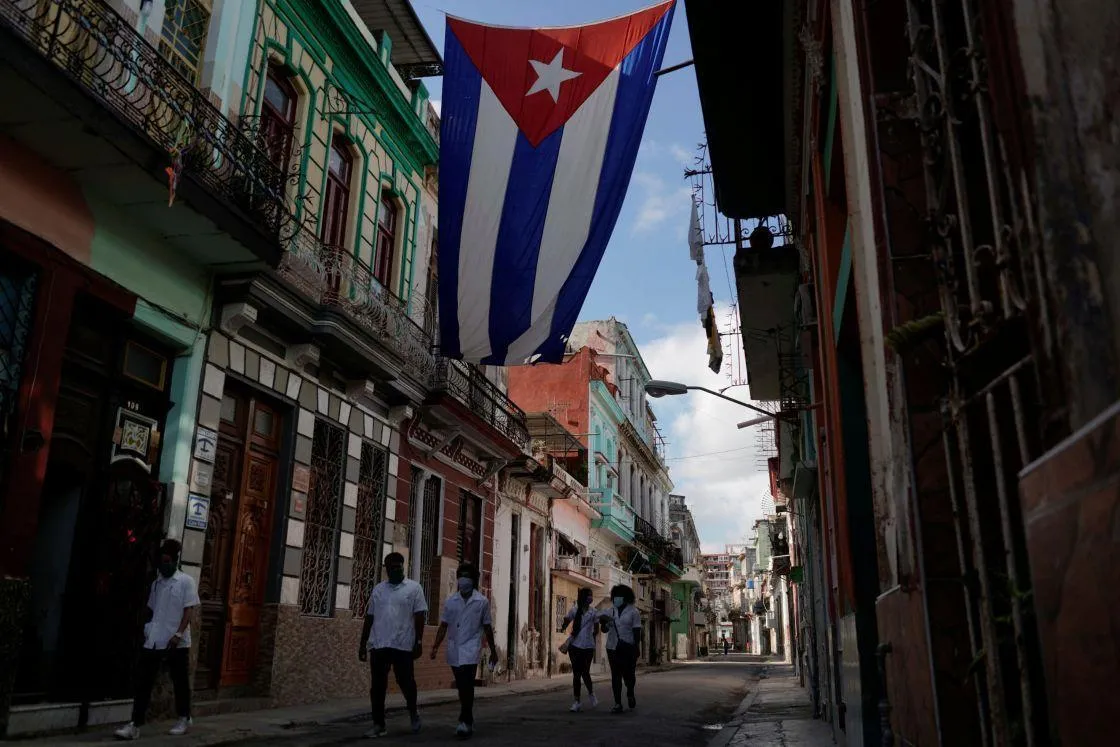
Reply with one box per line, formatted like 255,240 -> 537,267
359,552 -> 428,738
115,539 -> 199,741
430,563 -> 498,739
600,583 -> 642,713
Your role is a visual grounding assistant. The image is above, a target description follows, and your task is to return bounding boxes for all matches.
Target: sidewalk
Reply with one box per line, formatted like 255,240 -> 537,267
11,666 -> 674,745
708,665 -> 834,747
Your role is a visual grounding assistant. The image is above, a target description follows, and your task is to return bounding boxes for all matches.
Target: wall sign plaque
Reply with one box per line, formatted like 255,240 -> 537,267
185,493 -> 210,530
193,427 -> 218,464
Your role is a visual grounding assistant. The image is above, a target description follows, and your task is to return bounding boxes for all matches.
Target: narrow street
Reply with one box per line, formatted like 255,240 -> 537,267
13,661 -> 833,747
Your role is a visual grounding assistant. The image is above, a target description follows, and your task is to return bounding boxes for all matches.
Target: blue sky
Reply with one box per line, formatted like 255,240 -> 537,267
412,1 -> 771,551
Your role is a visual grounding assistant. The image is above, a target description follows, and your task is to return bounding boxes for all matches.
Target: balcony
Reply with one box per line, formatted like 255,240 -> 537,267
427,358 -> 529,456
634,514 -> 683,575
590,488 -> 635,543
273,241 -> 435,385
552,555 -> 605,587
0,0 -> 291,267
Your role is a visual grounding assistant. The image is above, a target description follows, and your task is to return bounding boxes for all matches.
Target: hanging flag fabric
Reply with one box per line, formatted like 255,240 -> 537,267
688,199 -> 703,262
438,2 -> 676,365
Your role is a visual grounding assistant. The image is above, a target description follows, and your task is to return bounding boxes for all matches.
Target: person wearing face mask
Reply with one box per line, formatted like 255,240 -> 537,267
430,563 -> 498,739
359,552 -> 428,738
600,584 -> 641,713
558,587 -> 600,712
114,539 -> 199,741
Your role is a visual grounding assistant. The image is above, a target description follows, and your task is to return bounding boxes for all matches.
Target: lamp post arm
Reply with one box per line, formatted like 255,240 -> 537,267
686,387 -> 775,418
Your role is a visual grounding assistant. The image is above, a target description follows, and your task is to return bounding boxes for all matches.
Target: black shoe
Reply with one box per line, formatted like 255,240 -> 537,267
627,693 -> 637,710
610,704 -> 624,714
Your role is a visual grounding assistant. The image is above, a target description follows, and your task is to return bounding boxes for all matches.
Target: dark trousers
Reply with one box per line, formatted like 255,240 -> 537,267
131,647 -> 190,725
607,643 -> 637,706
451,664 -> 478,726
568,646 -> 594,699
369,648 -> 418,726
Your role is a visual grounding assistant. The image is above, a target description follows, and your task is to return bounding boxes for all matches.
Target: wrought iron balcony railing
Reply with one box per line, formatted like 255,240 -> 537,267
278,239 -> 436,377
430,358 -> 529,450
1,0 -> 292,238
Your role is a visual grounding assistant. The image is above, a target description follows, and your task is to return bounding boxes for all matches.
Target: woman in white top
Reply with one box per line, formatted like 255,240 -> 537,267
559,587 -> 600,712
600,583 -> 642,713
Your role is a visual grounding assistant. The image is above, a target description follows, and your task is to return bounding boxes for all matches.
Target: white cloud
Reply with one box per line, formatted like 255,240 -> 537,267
639,307 -> 773,553
630,171 -> 692,234
669,143 -> 694,166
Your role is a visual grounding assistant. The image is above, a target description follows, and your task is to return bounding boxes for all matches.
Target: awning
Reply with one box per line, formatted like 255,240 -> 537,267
684,0 -> 786,219
351,0 -> 443,77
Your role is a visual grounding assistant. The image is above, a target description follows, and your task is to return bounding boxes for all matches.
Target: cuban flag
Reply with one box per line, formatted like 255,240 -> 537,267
439,2 -> 676,365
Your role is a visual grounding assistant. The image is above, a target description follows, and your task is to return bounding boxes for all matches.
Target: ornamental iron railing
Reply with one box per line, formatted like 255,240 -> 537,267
0,0 -> 293,238
430,358 -> 529,450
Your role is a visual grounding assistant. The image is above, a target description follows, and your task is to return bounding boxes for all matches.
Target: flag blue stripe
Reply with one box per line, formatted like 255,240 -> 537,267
532,7 -> 675,364
481,127 -> 565,365
437,27 -> 482,359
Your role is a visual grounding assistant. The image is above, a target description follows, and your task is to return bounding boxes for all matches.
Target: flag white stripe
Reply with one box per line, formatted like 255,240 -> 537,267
456,81 -> 519,361
504,66 -> 621,364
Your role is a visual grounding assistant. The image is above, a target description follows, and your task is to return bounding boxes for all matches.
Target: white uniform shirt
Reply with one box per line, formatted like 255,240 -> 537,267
366,579 -> 428,651
604,605 -> 642,651
143,570 -> 199,650
439,590 -> 492,667
564,605 -> 599,650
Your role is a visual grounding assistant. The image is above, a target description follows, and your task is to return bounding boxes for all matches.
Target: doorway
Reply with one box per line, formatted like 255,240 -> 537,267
14,294 -> 171,707
506,513 -> 520,672
195,384 -> 282,694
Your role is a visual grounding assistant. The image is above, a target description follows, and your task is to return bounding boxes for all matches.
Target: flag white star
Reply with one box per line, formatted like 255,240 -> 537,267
526,50 -> 582,103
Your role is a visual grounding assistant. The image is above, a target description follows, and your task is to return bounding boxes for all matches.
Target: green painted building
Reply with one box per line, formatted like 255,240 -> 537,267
0,0 -> 464,734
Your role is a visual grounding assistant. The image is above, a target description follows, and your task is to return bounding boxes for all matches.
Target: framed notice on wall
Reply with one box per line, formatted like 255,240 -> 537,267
185,493 -> 210,531
111,407 -> 160,473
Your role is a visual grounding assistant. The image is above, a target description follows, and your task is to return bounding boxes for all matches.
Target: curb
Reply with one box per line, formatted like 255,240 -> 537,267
705,667 -> 769,747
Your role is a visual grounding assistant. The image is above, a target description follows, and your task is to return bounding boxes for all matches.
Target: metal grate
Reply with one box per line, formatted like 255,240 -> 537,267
299,419 -> 345,616
157,0 -> 210,83
0,259 -> 37,423
417,475 -> 441,624
350,441 -> 387,618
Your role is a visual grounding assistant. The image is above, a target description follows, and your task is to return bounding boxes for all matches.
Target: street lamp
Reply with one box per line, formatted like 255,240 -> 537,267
645,379 -> 774,419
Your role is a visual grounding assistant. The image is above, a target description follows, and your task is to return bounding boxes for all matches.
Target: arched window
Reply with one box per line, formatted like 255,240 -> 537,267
374,191 -> 397,288
260,65 -> 297,173
320,135 -> 353,248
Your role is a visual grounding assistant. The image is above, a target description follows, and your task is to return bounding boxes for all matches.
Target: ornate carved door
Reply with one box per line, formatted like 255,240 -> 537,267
195,388 -> 280,691
220,395 -> 280,687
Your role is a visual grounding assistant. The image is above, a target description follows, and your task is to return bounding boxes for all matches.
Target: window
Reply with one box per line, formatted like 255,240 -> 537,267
299,420 -> 345,616
320,136 -> 353,249
457,490 -> 482,567
422,234 -> 438,337
374,192 -> 397,288
419,476 -> 442,623
260,66 -> 297,172
555,595 -> 569,632
159,0 -> 211,83
351,442 -> 388,617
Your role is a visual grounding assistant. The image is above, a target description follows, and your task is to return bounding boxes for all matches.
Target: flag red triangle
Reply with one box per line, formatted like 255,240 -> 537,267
448,2 -> 673,147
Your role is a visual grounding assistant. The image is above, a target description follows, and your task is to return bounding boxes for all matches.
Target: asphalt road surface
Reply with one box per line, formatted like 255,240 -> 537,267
237,661 -> 755,746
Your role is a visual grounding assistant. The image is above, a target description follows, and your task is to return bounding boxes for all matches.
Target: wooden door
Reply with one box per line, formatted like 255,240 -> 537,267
219,395 -> 280,687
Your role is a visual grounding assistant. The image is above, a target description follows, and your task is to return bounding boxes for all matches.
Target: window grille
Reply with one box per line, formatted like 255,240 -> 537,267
299,419 -> 345,616
158,0 -> 211,83
350,441 -> 388,617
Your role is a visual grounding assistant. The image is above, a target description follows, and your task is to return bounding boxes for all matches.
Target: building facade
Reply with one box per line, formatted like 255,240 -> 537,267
687,0 -> 1120,744
0,0 -> 547,735
508,321 -> 684,666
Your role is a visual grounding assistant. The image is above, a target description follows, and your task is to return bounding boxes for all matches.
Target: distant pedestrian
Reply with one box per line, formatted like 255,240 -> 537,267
723,634 -> 729,656
359,552 -> 427,738
601,584 -> 642,713
559,587 -> 600,712
431,563 -> 498,740
114,539 -> 198,741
